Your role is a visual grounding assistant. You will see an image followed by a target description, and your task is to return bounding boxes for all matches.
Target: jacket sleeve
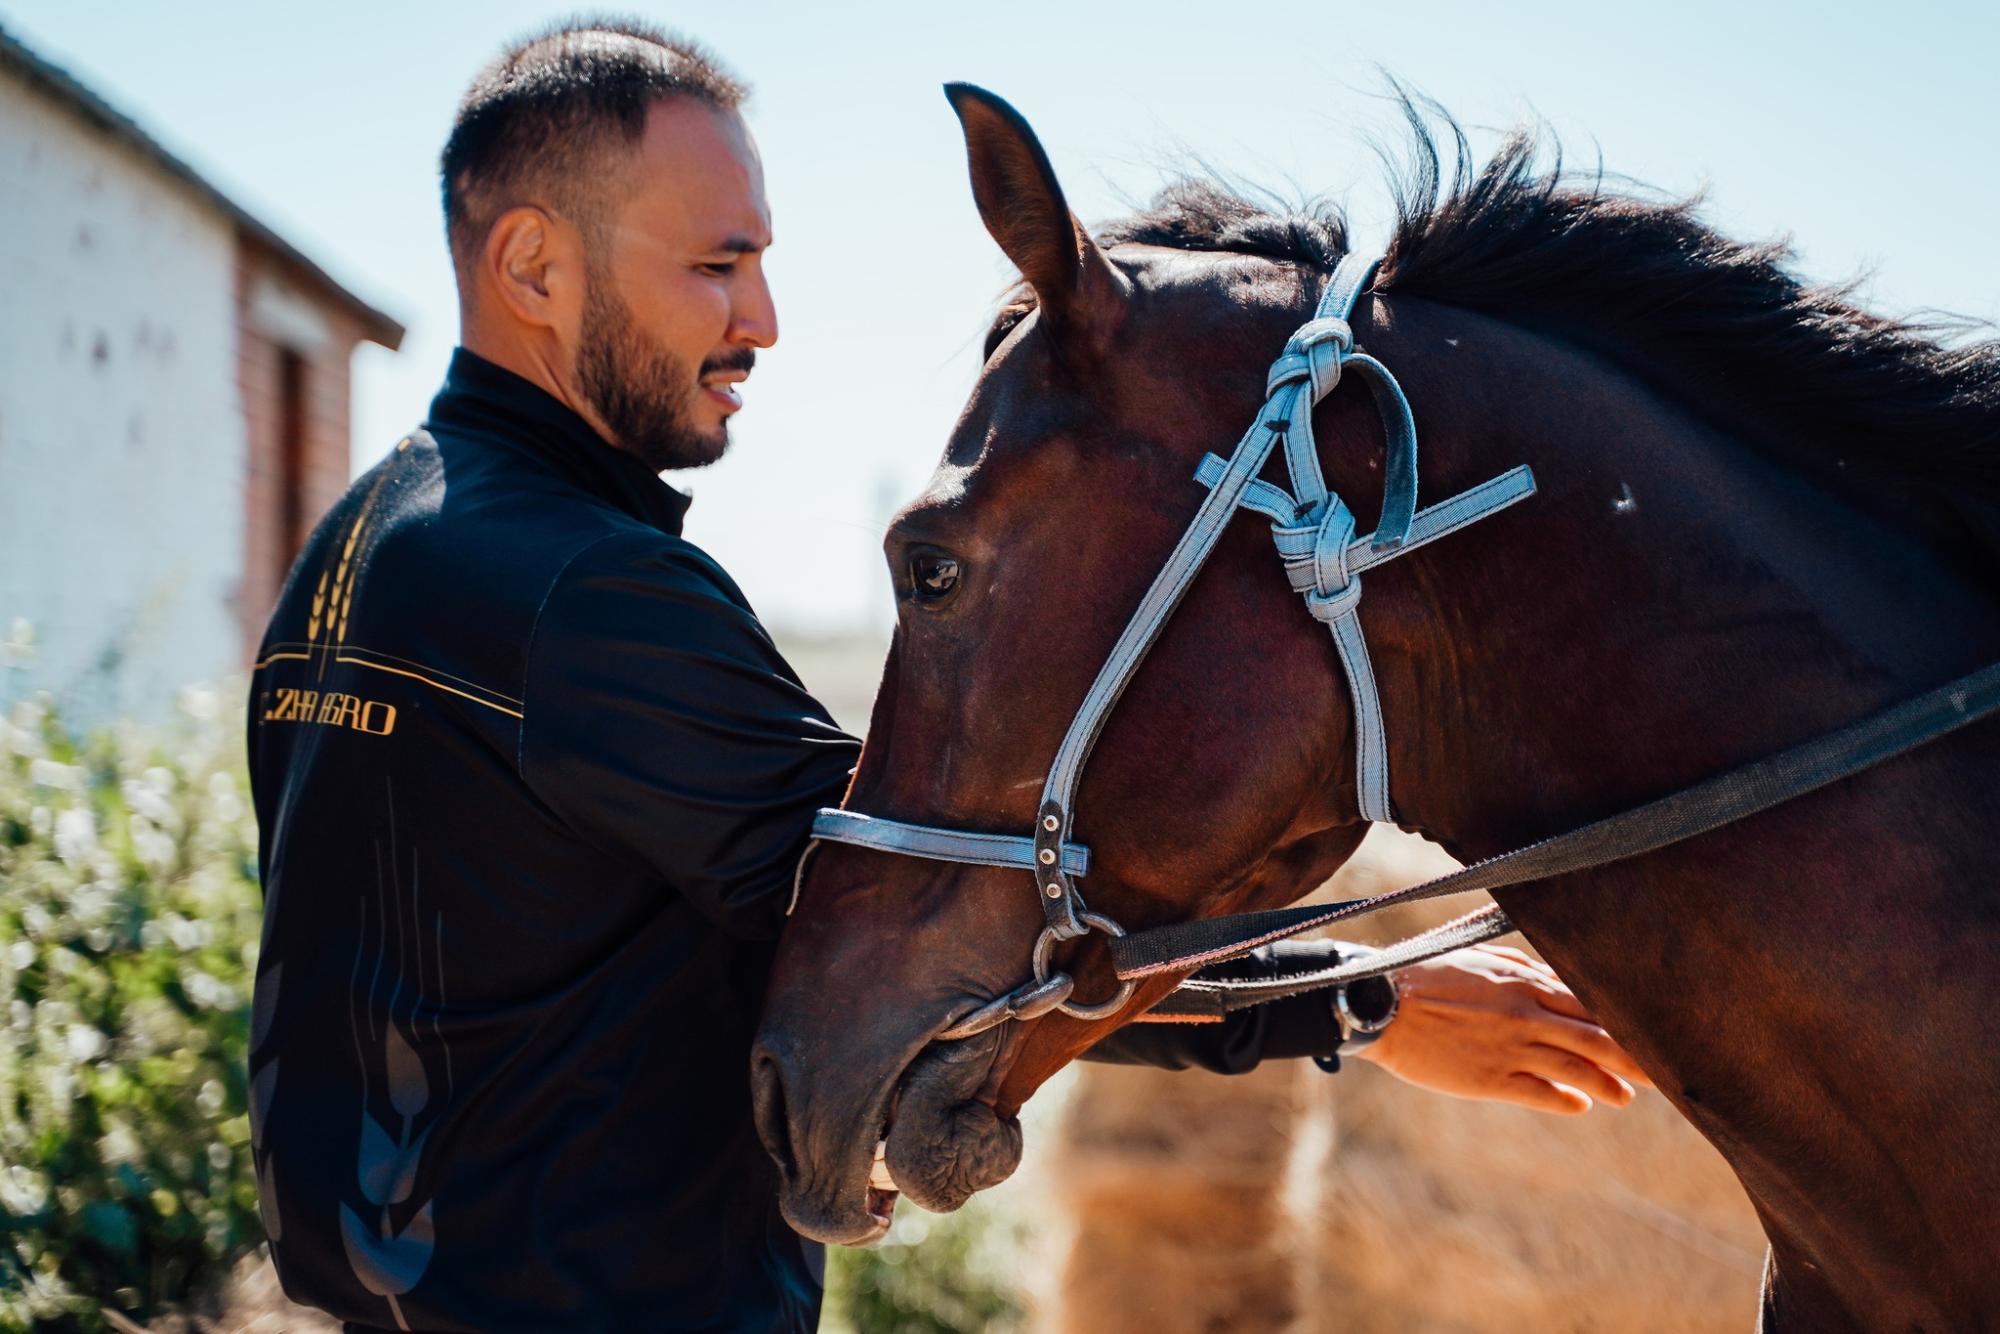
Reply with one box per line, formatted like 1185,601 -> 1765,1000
1080,939 -> 1351,1075
519,532 -> 861,941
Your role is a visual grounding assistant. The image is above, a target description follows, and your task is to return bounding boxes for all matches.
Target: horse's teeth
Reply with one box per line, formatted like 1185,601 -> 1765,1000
869,1141 -> 898,1191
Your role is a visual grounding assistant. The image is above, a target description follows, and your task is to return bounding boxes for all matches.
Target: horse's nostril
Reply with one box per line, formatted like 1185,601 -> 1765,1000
750,1048 -> 796,1182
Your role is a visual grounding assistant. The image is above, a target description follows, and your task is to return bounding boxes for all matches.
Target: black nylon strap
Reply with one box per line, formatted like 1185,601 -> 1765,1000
1145,906 -> 1512,1016
1115,659 -> 2000,984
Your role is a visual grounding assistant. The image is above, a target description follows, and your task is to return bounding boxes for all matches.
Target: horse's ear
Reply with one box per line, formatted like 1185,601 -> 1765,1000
944,82 -> 1127,339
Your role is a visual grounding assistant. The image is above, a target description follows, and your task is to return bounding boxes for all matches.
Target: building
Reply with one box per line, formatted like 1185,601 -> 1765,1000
0,24 -> 401,723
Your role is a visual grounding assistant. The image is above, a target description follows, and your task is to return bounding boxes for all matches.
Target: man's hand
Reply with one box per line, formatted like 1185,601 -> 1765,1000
1353,944 -> 1652,1115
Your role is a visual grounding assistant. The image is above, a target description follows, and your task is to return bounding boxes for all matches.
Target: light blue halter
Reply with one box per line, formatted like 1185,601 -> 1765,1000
801,254 -> 1536,1037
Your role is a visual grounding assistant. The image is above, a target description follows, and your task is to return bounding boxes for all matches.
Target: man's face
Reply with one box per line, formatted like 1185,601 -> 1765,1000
576,99 -> 776,472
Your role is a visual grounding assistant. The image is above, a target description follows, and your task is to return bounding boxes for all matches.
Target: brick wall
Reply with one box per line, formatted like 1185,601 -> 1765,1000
235,235 -> 368,661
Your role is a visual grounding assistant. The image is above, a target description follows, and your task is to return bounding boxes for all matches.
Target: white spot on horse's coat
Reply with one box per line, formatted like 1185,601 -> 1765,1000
1612,482 -> 1638,515
917,464 -> 974,507
1444,337 -> 1461,348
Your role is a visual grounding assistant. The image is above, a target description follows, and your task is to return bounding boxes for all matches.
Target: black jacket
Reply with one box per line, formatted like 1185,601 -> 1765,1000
245,349 -> 1346,1332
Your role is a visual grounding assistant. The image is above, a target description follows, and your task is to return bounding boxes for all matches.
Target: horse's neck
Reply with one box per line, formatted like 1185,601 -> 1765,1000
1363,301 -> 2000,854
1354,301 -> 2000,1313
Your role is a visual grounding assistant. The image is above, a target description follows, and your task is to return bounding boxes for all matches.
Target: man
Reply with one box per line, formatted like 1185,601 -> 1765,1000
246,20 -> 1647,1330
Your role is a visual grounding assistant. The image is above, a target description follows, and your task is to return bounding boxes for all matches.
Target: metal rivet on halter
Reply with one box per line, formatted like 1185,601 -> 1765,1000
1037,848 -> 1056,865
1042,815 -> 1060,832
1045,883 -> 1062,898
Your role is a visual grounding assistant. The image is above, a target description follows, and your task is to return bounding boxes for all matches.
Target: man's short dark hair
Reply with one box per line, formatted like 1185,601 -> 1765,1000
441,17 -> 747,274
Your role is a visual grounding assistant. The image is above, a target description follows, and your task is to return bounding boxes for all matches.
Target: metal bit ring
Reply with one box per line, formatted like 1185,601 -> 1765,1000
1034,911 -> 1138,1021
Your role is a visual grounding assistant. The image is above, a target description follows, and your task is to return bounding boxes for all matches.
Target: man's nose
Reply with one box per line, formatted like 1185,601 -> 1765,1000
731,273 -> 777,349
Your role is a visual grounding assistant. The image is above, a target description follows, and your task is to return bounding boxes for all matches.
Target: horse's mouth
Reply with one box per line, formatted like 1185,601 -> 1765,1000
771,1026 -> 1024,1246
865,1139 -> 900,1234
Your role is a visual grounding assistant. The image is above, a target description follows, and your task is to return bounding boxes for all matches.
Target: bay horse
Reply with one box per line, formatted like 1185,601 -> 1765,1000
752,84 -> 2000,1329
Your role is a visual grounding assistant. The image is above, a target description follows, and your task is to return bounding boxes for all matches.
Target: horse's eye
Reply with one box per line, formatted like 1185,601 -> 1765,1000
909,549 -> 961,602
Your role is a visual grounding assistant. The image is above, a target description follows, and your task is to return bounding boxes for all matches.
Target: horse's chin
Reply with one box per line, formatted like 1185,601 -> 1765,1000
775,1028 -> 1022,1246
883,1037 -> 1024,1213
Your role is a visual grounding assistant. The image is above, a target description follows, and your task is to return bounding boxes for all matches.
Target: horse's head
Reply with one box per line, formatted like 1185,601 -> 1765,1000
752,86 -> 1405,1245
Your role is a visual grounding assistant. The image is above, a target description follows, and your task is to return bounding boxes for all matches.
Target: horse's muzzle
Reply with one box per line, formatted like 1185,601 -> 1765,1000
750,1024 -> 1020,1245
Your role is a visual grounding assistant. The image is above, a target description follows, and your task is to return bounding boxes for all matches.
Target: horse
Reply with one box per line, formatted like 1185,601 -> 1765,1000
751,83 -> 2000,1329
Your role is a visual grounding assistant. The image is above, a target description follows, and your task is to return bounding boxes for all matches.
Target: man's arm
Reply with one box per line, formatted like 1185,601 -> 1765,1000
1354,944 -> 1649,1114
1085,940 -> 1651,1114
520,533 -> 859,939
1081,940 -> 1349,1074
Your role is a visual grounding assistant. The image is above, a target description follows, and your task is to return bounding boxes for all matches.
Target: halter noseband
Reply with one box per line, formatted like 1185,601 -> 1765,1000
799,253 -> 1536,1036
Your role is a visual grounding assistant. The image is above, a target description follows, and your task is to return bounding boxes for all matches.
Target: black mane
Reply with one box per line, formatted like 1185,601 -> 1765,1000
1097,103 -> 2000,580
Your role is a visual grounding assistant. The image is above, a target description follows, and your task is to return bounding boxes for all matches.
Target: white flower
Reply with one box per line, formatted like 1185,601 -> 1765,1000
64,1025 -> 105,1063
122,777 -> 175,826
0,1165 -> 48,1215
28,758 -> 81,792
182,968 -> 238,1010
69,884 -> 110,924
129,815 -> 176,871
195,1079 -> 226,1117
166,914 -> 202,951
98,1123 -> 141,1166
7,941 -> 33,971
52,807 -> 97,866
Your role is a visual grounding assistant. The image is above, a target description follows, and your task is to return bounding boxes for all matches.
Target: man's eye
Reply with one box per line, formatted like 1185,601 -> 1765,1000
909,550 -> 961,602
699,261 -> 736,276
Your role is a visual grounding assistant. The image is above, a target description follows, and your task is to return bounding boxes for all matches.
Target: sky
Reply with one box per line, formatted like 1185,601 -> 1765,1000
6,0 -> 1996,637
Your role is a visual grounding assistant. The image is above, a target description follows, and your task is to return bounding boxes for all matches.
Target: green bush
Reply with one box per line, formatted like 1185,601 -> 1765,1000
0,686 -> 264,1331
825,1202 -> 1026,1334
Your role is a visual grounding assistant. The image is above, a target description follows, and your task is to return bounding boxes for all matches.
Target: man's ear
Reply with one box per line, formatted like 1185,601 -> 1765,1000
481,206 -> 579,331
944,83 -> 1128,343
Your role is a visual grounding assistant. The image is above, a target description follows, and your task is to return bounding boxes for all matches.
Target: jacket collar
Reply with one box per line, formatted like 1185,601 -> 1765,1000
426,347 -> 693,536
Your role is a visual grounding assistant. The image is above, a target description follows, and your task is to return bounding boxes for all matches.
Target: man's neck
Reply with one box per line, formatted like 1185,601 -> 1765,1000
459,326 -> 624,454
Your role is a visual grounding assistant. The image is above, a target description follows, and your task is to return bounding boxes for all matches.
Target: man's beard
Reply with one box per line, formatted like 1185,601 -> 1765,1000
575,277 -> 746,473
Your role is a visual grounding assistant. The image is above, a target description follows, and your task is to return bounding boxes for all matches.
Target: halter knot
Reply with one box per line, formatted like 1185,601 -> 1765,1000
1287,316 -> 1354,401
1306,496 -> 1357,600
1264,316 -> 1352,401
1304,578 -> 1364,623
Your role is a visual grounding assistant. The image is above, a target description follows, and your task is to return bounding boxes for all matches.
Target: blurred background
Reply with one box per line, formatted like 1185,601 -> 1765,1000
1,0 -> 1991,1328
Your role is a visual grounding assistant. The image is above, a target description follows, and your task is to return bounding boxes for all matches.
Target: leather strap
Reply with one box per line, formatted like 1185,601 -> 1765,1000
1113,657 -> 2000,989
808,809 -> 1090,875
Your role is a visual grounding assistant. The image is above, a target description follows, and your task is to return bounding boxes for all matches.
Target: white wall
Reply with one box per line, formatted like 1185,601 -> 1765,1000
0,73 -> 246,723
